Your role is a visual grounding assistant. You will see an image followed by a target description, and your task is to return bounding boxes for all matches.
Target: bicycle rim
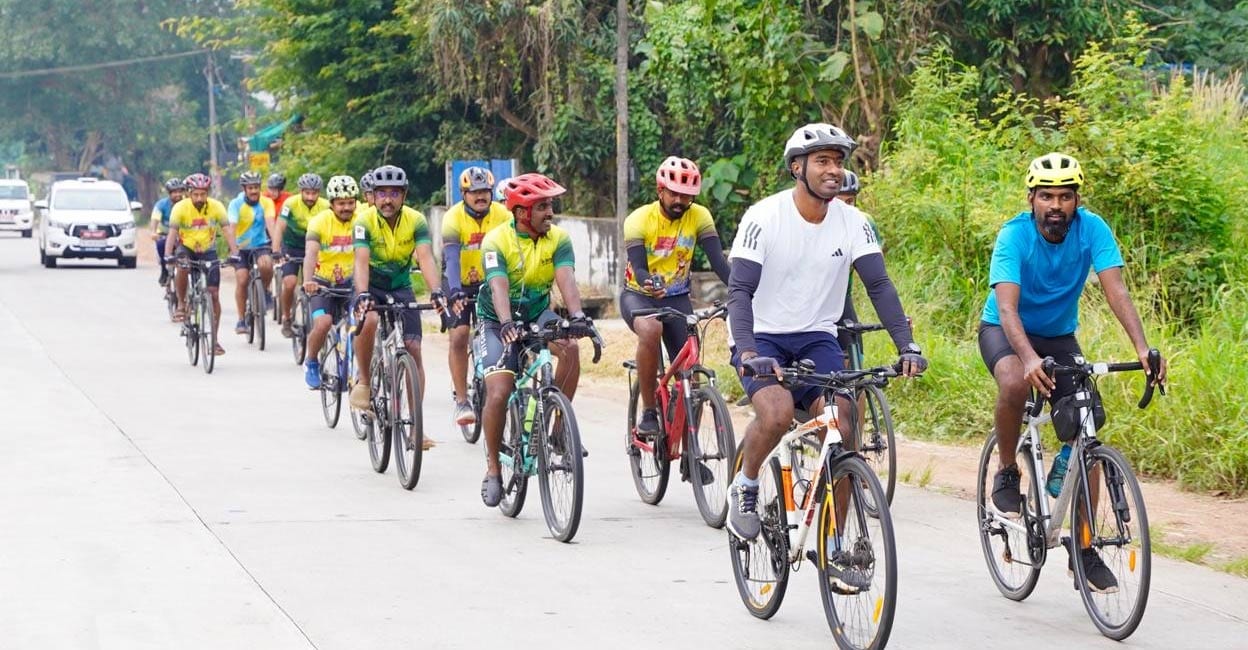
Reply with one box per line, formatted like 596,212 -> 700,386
857,385 -> 896,516
689,387 -> 735,529
200,298 -> 215,374
975,432 -> 1043,601
392,354 -> 424,490
367,361 -> 391,473
320,346 -> 342,428
499,399 -> 528,518
291,294 -> 307,365
626,379 -> 670,505
817,455 -> 897,650
185,300 -> 200,366
253,279 -> 266,351
537,391 -> 584,542
728,452 -> 789,619
1071,444 -> 1150,640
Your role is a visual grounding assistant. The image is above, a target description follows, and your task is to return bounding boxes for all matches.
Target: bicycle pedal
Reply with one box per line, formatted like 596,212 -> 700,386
805,549 -> 819,566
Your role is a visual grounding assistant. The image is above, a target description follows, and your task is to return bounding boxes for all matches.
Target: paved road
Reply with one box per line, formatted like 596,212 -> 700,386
2,236 -> 1246,649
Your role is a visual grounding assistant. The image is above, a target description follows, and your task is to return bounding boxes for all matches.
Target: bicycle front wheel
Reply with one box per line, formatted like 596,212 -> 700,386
1070,443 -> 1150,640
499,398 -> 529,518
319,344 -> 342,428
627,378 -> 670,505
251,277 -> 266,351
816,455 -> 897,650
392,354 -> 424,490
291,291 -> 308,365
199,296 -> 215,375
688,386 -> 735,528
975,431 -> 1043,601
857,385 -> 896,516
538,390 -> 584,542
185,298 -> 200,367
728,452 -> 789,619
462,372 -> 484,444
366,357 -> 391,473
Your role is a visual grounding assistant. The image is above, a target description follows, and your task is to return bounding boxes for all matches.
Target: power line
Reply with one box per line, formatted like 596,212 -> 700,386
0,49 -> 208,80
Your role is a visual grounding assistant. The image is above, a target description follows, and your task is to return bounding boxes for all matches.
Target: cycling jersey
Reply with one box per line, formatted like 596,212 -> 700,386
622,201 -> 717,295
151,197 -> 175,235
169,197 -> 229,254
227,193 -> 275,250
477,220 -> 575,323
441,200 -> 512,285
280,196 -> 330,249
307,209 -> 355,284
352,205 -> 432,291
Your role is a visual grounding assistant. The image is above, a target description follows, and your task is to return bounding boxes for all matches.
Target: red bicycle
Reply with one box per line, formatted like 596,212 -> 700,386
624,302 -> 736,528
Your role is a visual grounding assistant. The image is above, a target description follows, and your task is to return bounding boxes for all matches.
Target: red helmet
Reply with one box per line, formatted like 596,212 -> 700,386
656,156 -> 701,195
184,173 -> 212,190
504,173 -> 566,212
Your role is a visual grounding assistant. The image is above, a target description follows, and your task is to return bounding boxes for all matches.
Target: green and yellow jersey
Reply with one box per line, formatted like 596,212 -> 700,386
352,205 -> 432,290
441,200 -> 512,286
280,196 -> 330,249
477,221 -> 575,323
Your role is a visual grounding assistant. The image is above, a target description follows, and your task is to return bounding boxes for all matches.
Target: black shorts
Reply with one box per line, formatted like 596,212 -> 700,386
977,322 -> 1082,400
368,286 -> 422,341
618,289 -> 693,361
310,280 -> 353,322
176,247 -> 221,288
237,246 -> 272,270
280,243 -> 304,277
445,283 -> 481,329
730,331 -> 844,411
475,310 -> 561,377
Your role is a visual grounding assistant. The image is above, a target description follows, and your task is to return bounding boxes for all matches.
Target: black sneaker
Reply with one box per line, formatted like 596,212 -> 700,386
825,549 -> 871,595
992,464 -> 1022,517
1066,540 -> 1120,594
727,483 -> 761,540
637,408 -> 660,438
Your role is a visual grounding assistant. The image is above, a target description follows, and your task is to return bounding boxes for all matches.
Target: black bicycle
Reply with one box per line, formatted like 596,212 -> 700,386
237,253 -> 269,350
838,319 -> 897,515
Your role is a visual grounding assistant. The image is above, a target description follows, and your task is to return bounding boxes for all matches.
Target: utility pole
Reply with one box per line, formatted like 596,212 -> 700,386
614,0 -> 629,290
205,55 -> 222,195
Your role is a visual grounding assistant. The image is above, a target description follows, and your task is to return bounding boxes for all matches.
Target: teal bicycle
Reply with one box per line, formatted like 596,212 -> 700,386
495,319 -> 603,543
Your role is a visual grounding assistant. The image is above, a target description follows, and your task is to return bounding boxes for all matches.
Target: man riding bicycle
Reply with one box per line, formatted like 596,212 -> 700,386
228,171 -> 277,334
151,177 -> 186,287
476,172 -> 596,507
620,156 -> 730,438
358,170 -> 376,212
350,164 -> 446,452
981,152 -> 1166,592
276,173 -> 330,337
164,173 -> 239,356
302,175 -> 361,389
442,165 -> 513,427
265,173 -> 292,216
725,124 -> 926,552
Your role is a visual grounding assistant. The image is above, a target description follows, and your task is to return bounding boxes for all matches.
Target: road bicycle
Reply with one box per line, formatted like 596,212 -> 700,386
312,286 -> 355,429
729,361 -> 902,650
838,319 -> 897,515
976,350 -> 1163,640
494,319 -> 603,543
177,258 -> 220,375
623,302 -> 736,528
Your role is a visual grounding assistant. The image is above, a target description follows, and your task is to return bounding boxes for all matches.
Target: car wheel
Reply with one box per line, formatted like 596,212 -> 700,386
21,229 -> 32,238
43,254 -> 56,268
120,257 -> 137,269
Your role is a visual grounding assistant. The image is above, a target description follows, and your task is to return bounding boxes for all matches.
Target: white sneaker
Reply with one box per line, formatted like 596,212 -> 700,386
454,401 -> 477,426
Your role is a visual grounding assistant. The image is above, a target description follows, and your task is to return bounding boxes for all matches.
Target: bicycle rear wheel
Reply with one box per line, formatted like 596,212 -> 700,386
165,286 -> 177,321
185,297 -> 200,367
320,344 -> 342,428
270,267 -> 282,323
199,296 -> 215,375
975,431 -> 1044,601
538,390 -> 584,542
366,357 -> 391,473
728,452 -> 789,619
251,276 -> 266,350
688,386 -> 735,529
626,378 -> 670,505
499,398 -> 529,518
857,385 -> 896,517
463,372 -> 484,443
816,455 -> 897,650
291,290 -> 308,364
1070,443 -> 1150,640
392,354 -> 424,490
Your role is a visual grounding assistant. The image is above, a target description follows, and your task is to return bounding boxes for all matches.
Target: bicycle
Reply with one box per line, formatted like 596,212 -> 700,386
282,255 -> 309,365
237,252 -> 268,351
838,319 -> 897,515
176,258 -> 220,375
623,302 -> 736,528
354,295 -> 438,490
494,319 -> 603,543
161,264 -> 178,322
729,361 -> 902,650
446,296 -> 484,444
976,350 -> 1163,641
313,286 -> 355,429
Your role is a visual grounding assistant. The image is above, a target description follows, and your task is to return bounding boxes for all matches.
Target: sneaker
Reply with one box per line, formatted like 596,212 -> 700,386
991,464 -> 1022,518
825,548 -> 872,595
1066,540 -> 1120,594
158,269 -> 169,286
481,473 -> 503,507
454,401 -> 476,426
727,482 -> 761,540
281,319 -> 294,338
350,383 -> 372,411
637,408 -> 660,438
235,319 -> 247,334
304,361 -> 321,389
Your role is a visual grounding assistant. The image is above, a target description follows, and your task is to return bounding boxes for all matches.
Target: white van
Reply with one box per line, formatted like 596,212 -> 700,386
36,177 -> 142,268
0,179 -> 34,237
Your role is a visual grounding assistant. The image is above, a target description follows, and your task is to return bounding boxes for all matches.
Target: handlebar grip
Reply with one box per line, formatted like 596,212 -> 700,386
591,335 -> 603,364
1138,348 -> 1163,408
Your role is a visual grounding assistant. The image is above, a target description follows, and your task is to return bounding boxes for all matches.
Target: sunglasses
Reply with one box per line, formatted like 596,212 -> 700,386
375,188 -> 404,199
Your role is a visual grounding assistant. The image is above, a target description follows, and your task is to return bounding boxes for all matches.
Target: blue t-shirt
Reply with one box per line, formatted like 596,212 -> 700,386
227,194 -> 273,250
154,197 -> 174,226
981,207 -> 1124,337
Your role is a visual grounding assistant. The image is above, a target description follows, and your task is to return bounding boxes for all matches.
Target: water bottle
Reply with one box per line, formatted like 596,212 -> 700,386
1046,443 -> 1072,498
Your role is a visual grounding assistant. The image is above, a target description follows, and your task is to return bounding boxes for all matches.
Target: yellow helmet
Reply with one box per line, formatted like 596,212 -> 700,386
1025,152 -> 1084,189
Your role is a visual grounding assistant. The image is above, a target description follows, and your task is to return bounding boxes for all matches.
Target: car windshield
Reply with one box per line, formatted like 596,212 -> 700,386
0,185 -> 28,200
52,188 -> 129,210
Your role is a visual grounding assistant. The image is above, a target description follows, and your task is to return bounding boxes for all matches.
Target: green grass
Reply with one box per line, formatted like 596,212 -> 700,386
1151,526 -> 1216,564
1221,556 -> 1248,578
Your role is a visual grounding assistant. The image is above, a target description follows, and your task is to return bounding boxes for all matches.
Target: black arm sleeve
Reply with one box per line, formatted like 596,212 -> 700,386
852,253 -> 915,351
699,234 -> 732,286
626,242 -> 650,281
443,243 -> 462,291
728,258 -> 762,354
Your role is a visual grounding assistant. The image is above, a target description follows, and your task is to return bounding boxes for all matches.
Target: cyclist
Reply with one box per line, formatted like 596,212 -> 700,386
265,173 -> 292,215
150,177 -> 185,287
476,172 -> 596,507
164,172 -> 239,356
725,124 -> 925,562
302,175 -> 360,388
358,170 -> 376,214
981,152 -> 1166,592
620,156 -> 730,439
350,164 -> 446,453
442,166 -> 512,426
276,173 -> 331,337
228,171 -> 277,334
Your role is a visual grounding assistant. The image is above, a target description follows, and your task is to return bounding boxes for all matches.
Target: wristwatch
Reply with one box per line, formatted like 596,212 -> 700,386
901,343 -> 922,355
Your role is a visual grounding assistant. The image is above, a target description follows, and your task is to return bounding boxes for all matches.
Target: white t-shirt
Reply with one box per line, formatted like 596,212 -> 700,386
729,189 -> 881,338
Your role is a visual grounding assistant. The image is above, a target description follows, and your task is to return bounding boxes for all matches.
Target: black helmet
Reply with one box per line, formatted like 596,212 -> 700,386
371,165 -> 408,189
267,172 -> 286,189
164,177 -> 186,192
239,171 -> 262,186
297,173 -> 323,191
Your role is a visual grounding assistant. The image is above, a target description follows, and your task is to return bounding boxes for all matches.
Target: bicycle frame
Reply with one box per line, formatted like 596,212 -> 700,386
500,344 -> 554,477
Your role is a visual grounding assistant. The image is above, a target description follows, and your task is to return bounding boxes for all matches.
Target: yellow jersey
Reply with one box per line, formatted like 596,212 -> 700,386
280,196 -> 330,249
477,221 -> 575,323
169,197 -> 229,254
352,205 -> 432,290
622,201 -> 717,295
441,201 -> 512,286
307,209 -> 356,284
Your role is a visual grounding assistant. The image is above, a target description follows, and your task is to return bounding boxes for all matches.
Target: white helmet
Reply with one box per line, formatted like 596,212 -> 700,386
325,175 -> 360,200
784,123 -> 857,166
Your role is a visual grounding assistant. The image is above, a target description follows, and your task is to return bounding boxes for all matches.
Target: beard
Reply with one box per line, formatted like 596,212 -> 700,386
1037,210 -> 1074,242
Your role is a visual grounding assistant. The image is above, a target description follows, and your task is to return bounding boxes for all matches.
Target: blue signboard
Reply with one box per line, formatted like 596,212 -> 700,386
446,159 -> 518,206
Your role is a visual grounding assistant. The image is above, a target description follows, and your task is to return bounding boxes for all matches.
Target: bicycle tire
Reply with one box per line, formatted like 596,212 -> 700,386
392,354 -> 424,490
499,398 -> 529,518
185,295 -> 200,367
165,286 -> 177,321
1070,443 -> 1150,640
352,406 -> 371,441
291,291 -> 308,365
975,431 -> 1043,601
538,390 -> 584,543
270,267 -> 281,323
252,276 -> 266,351
816,455 -> 897,650
728,451 -> 789,619
367,357 -> 391,473
463,373 -> 484,444
688,386 -> 735,529
627,378 -> 670,505
320,344 -> 342,428
245,274 -> 257,345
200,296 -> 215,375
857,384 -> 896,517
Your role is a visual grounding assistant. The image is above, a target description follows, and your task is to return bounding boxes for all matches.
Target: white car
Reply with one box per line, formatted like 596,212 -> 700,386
36,177 -> 142,268
0,179 -> 34,237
